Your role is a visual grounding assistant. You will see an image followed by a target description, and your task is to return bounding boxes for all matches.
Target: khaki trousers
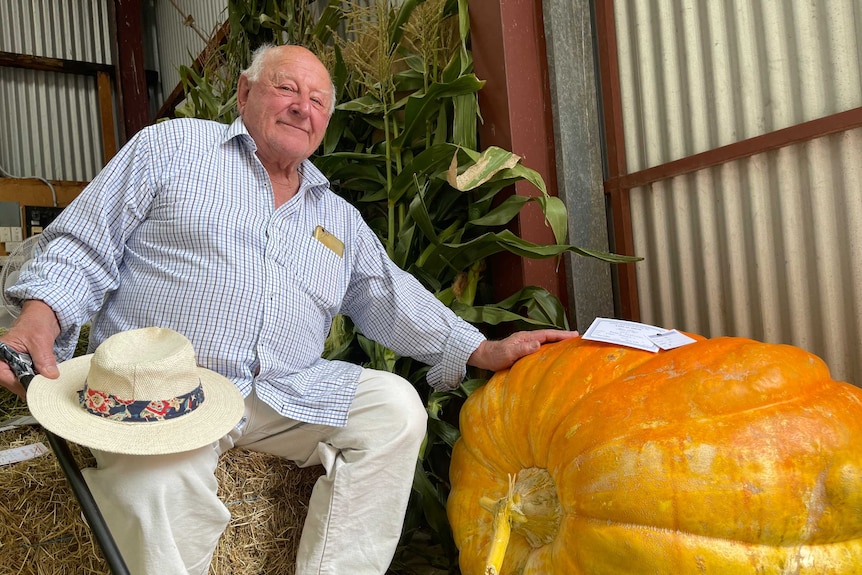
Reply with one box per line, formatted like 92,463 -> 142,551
82,369 -> 428,575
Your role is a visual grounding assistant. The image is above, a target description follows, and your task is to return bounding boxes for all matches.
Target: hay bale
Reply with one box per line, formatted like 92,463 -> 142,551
211,450 -> 322,574
0,425 -> 102,575
0,424 -> 322,575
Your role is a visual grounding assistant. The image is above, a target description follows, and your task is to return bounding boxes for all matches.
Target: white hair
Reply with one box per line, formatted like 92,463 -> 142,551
241,44 -> 336,116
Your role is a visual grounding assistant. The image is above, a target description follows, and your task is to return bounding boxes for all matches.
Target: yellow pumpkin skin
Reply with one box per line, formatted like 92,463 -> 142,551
447,336 -> 862,574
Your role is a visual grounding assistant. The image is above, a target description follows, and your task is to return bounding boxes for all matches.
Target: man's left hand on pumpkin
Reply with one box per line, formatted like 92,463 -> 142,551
468,329 -> 580,373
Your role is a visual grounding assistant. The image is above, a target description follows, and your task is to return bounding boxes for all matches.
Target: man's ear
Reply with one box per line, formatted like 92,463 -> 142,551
237,74 -> 249,114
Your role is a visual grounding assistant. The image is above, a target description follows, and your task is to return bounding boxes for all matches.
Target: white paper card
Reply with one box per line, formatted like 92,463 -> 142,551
582,318 -> 666,352
647,329 -> 697,350
0,442 -> 49,466
0,415 -> 39,433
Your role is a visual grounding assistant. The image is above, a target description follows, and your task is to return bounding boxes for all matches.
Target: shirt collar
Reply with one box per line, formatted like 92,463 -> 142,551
223,117 -> 331,202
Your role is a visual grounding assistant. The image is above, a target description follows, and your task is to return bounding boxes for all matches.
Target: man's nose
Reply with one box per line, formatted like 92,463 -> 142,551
289,96 -> 310,116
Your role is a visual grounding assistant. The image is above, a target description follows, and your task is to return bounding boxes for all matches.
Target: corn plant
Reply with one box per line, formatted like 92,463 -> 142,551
175,0 -> 634,571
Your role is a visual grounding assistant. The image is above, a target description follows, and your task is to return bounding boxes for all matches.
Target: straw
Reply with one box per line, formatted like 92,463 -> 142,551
0,424 -> 321,575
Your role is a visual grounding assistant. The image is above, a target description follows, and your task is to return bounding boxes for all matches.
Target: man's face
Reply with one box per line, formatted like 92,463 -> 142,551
237,46 -> 333,168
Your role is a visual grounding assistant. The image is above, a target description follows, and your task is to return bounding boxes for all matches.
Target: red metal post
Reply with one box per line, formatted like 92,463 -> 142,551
469,0 -> 568,311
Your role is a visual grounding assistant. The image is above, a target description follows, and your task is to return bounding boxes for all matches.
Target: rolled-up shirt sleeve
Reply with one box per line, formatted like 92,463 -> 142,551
424,319 -> 487,391
7,127 -> 158,359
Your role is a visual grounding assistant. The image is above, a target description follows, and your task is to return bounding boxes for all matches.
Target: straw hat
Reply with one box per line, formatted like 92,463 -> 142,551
27,327 -> 245,455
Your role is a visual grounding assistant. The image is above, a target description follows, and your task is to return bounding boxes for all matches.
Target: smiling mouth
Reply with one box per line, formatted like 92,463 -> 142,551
277,120 -> 307,133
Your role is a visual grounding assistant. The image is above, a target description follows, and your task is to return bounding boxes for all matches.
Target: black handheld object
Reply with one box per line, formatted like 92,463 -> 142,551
0,342 -> 131,575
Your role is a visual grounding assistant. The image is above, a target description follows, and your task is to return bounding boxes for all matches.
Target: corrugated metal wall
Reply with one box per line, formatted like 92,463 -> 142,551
153,0 -> 227,103
0,0 -> 112,182
614,0 -> 862,384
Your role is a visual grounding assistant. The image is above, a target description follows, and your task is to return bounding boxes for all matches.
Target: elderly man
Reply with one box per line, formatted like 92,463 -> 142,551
0,45 -> 576,574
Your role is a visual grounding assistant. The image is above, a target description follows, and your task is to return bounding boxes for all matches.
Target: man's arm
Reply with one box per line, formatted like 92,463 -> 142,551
341,214 -> 580,386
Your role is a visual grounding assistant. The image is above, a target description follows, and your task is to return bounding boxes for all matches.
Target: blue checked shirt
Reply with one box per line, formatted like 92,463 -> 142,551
9,118 -> 486,426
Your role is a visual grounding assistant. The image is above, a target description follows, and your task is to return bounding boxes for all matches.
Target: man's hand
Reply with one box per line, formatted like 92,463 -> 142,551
467,329 -> 579,373
0,300 -> 61,398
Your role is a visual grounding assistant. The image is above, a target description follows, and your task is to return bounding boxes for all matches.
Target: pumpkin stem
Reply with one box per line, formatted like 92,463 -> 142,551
480,468 -> 563,574
483,474 -> 518,574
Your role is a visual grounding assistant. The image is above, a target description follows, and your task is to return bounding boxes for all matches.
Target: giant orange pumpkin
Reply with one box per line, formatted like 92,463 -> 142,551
447,336 -> 862,574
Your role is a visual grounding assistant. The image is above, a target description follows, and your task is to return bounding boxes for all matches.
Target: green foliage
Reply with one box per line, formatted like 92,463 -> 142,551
175,1 -> 635,571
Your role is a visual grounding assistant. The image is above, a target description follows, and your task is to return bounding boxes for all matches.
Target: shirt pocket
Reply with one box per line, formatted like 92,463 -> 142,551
289,235 -> 348,314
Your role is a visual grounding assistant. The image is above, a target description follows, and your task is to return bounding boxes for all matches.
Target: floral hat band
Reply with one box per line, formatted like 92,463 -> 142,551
77,380 -> 205,422
27,327 -> 245,455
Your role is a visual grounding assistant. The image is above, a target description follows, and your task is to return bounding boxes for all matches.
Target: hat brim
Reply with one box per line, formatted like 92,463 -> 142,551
27,354 -> 245,455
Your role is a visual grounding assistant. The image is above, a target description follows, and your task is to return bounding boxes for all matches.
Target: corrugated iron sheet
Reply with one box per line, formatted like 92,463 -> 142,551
614,0 -> 862,384
153,0 -> 227,103
0,67 -> 102,182
0,0 -> 112,63
0,0 -> 111,182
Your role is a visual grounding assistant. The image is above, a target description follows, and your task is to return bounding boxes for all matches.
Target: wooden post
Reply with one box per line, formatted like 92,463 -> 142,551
112,0 -> 150,142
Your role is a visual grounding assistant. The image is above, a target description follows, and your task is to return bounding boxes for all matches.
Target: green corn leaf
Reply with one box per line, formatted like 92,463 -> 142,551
433,104 -> 449,146
318,151 -> 388,163
394,70 -> 426,95
313,157 -> 386,194
353,187 -> 389,203
495,286 -> 571,329
390,0 -> 419,46
435,286 -> 455,306
449,152 -> 570,243
394,75 -> 485,150
433,229 -> 640,273
416,219 -> 464,267
410,461 -> 454,551
459,378 -> 487,397
406,263 -> 444,293
450,301 -> 563,330
388,143 -> 460,204
468,195 -> 531,227
427,417 -> 461,449
426,392 -> 446,421
456,0 -> 471,72
498,162 -> 547,194
402,53 -> 425,74
357,335 -> 397,372
198,86 -> 221,117
337,94 -> 386,114
535,194 -> 569,245
311,0 -> 342,43
322,314 -> 356,360
394,220 -> 417,269
322,110 -> 350,155
408,179 -> 438,243
452,93 -> 478,149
